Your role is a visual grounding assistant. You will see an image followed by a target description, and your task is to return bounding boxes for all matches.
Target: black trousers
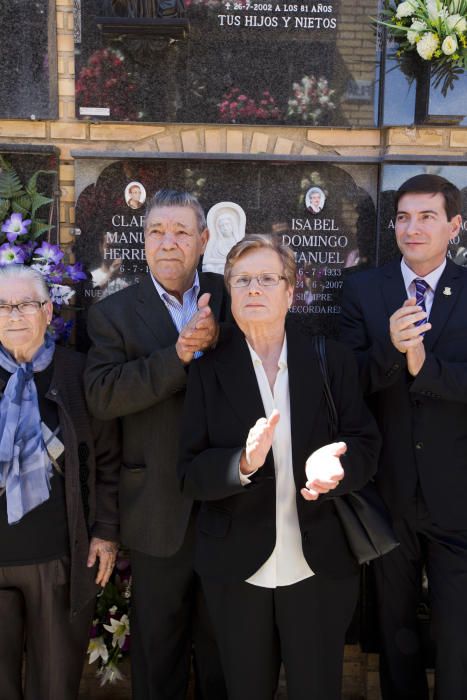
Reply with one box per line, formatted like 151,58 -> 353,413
130,517 -> 226,700
374,493 -> 467,700
0,556 -> 94,700
203,572 -> 359,700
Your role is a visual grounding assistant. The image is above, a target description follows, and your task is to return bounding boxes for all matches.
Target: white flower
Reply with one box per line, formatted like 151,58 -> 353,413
446,13 -> 467,33
49,284 -> 75,305
396,0 -> 417,18
103,614 -> 130,649
407,20 -> 428,44
31,262 -> 53,276
426,0 -> 441,21
411,19 -> 428,31
88,636 -> 109,665
441,34 -> 458,54
97,662 -> 124,686
416,32 -> 440,59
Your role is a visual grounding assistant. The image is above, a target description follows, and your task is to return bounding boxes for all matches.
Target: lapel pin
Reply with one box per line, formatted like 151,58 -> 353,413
443,287 -> 452,296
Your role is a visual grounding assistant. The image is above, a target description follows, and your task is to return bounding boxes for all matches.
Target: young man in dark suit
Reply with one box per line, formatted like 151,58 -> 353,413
85,190 -> 228,700
340,174 -> 466,699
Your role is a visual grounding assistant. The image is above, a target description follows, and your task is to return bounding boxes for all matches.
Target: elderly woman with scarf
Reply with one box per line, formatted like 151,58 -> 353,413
0,265 -> 120,700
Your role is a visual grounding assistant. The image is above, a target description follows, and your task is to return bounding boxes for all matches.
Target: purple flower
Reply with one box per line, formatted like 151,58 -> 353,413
20,240 -> 38,262
48,315 -> 73,341
47,264 -> 66,284
66,262 -> 87,282
1,213 -> 32,243
0,243 -> 26,266
33,241 -> 64,265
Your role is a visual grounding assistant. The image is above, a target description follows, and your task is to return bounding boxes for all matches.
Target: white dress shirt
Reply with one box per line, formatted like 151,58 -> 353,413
243,337 -> 314,588
400,258 -> 446,318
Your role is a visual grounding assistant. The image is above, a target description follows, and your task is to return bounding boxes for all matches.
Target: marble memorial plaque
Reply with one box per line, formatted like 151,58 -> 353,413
74,157 -> 377,339
74,0 -> 379,126
0,0 -> 58,120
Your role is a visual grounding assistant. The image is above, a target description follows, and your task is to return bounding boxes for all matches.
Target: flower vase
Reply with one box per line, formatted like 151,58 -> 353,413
415,61 -> 467,125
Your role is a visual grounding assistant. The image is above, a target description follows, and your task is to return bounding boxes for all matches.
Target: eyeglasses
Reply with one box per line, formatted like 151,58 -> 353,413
0,301 -> 48,317
229,273 -> 287,288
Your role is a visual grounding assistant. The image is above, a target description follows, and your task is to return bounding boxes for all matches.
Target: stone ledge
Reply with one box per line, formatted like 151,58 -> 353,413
387,128 -> 444,147
450,130 -> 467,148
51,122 -> 87,140
0,122 -> 47,138
307,130 -> 381,147
89,124 -> 166,141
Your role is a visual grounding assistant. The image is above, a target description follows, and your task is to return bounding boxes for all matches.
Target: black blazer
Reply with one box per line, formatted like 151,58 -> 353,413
178,320 -> 380,581
340,258 -> 467,529
85,272 -> 230,557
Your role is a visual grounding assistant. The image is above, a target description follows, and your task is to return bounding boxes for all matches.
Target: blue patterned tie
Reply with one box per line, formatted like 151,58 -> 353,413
414,278 -> 429,331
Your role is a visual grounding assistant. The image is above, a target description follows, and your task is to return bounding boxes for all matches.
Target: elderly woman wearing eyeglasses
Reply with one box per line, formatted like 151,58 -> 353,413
0,265 -> 120,700
178,234 -> 380,700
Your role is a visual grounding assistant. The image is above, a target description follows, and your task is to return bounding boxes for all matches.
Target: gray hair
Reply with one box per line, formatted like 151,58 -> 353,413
0,265 -> 50,300
224,234 -> 297,288
145,189 -> 207,233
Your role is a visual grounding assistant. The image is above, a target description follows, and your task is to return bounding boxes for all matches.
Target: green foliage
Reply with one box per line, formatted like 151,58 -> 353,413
0,157 -> 55,223
30,220 -> 54,239
0,168 -> 25,200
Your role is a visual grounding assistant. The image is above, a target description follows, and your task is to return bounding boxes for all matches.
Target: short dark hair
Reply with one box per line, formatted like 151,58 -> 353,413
395,174 -> 461,221
144,189 -> 206,233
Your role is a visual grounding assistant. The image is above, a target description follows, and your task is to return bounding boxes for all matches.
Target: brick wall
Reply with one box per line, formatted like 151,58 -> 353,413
0,0 -> 461,252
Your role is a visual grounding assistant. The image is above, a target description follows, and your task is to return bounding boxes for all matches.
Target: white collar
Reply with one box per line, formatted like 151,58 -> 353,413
400,257 -> 446,294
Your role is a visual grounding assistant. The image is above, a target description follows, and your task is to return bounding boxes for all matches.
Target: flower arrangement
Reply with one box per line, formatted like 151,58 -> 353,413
286,75 -> 336,124
87,552 -> 132,685
377,0 -> 467,67
0,156 -> 86,341
218,87 -> 282,122
76,48 -> 140,121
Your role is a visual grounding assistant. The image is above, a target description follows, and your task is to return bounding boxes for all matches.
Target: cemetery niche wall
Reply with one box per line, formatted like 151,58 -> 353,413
73,156 -> 378,341
379,163 -> 467,265
0,0 -> 58,120
74,0 -> 379,125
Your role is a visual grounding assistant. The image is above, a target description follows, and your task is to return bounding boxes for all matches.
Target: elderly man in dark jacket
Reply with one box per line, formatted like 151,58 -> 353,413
0,265 -> 120,700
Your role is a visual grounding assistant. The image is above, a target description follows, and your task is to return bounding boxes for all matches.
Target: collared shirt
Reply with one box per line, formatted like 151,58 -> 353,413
151,271 -> 202,358
244,337 -> 314,588
151,271 -> 200,332
400,258 -> 446,317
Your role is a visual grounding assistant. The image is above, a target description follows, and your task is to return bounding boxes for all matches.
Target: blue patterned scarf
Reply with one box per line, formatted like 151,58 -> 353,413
0,335 -> 56,524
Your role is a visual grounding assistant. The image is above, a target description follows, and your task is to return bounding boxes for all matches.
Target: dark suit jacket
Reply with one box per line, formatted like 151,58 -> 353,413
340,258 -> 467,529
84,272 -> 230,557
177,320 -> 380,581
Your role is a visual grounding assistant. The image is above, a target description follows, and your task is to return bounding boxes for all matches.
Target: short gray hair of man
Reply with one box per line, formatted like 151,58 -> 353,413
0,264 -> 51,300
224,234 -> 297,288
144,189 -> 207,234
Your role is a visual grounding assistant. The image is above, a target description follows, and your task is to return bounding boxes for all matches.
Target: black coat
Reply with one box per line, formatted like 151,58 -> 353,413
340,258 -> 467,529
178,320 -> 381,581
85,272 -> 230,557
0,345 -> 120,616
